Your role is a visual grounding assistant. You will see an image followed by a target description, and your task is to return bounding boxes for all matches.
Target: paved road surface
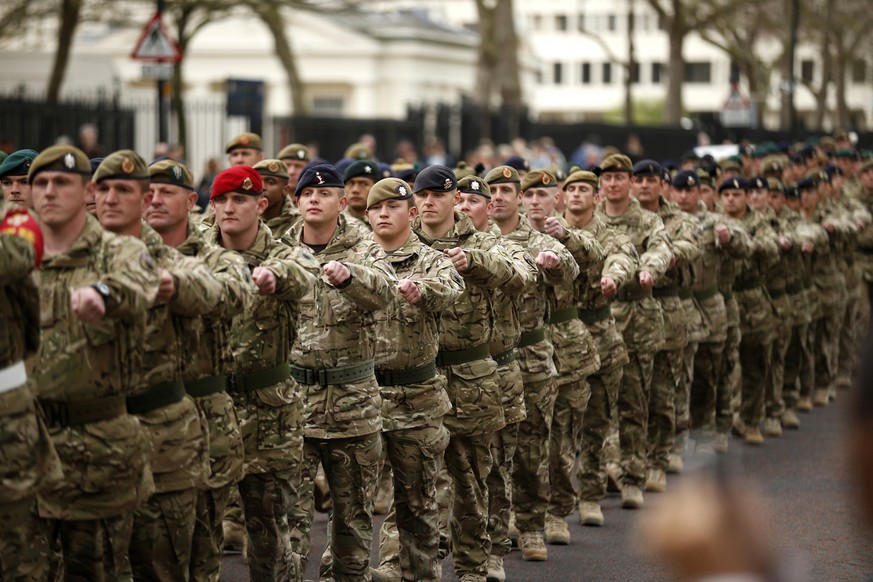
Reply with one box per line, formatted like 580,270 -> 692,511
221,393 -> 873,581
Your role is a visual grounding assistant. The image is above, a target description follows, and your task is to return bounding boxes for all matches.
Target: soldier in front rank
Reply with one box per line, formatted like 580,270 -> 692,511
596,153 -> 672,508
29,145 -> 158,579
226,132 -> 264,167
277,143 -> 310,194
411,165 -> 522,581
93,151 -> 221,580
0,149 -> 38,209
560,170 -> 637,527
253,158 -> 301,235
283,163 -> 395,580
632,165 -> 701,492
343,159 -> 379,230
366,177 -> 463,581
718,177 -> 780,445
207,166 -> 318,581
483,165 -> 579,578
144,159 -> 253,581
0,203 -> 62,580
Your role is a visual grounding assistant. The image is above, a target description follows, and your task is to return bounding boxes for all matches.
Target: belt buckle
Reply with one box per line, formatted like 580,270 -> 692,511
317,369 -> 329,387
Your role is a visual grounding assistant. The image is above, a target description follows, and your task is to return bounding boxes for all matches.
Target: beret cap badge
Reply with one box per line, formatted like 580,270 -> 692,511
64,153 -> 75,169
444,178 -> 453,190
687,175 -> 695,186
121,158 -> 135,174
397,185 -> 407,195
542,174 -> 551,185
502,168 -> 512,179
471,180 -> 480,191
239,135 -> 250,146
172,165 -> 182,180
268,161 -> 280,173
242,177 -> 253,191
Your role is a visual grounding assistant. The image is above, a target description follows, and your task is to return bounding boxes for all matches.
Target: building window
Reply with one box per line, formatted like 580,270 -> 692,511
581,62 -> 591,84
602,62 -> 612,84
312,97 -> 344,117
577,13 -> 586,31
607,14 -> 617,31
556,15 -> 567,31
554,62 -> 564,85
800,59 -> 815,83
652,62 -> 664,84
852,59 -> 867,84
629,62 -> 640,83
685,61 -> 712,83
531,15 -> 542,30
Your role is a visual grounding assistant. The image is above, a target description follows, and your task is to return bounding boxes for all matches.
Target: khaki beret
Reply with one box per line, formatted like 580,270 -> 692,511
520,169 -> 557,191
344,143 -> 372,160
276,143 -> 309,161
93,150 -> 149,183
600,154 -> 633,173
760,155 -> 784,174
253,159 -> 290,179
457,175 -> 490,199
149,159 -> 194,190
485,165 -> 520,185
225,132 -> 262,153
28,145 -> 91,181
453,161 -> 478,180
563,170 -> 599,190
366,177 -> 413,209
766,177 -> 784,193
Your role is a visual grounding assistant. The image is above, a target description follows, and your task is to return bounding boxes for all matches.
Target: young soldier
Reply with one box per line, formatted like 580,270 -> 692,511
0,149 -> 38,209
277,143 -> 310,194
29,145 -> 159,579
145,159 -> 253,581
226,132 -> 264,167
284,163 -> 395,580
343,159 -> 379,230
207,165 -> 317,581
253,158 -> 300,235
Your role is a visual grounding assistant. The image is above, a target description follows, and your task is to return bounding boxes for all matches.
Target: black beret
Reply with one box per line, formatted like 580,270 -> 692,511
796,176 -> 818,192
632,159 -> 663,177
671,169 -> 700,189
413,165 -> 457,193
747,176 -> 767,190
343,160 -> 379,183
718,177 -> 746,193
295,163 -> 344,196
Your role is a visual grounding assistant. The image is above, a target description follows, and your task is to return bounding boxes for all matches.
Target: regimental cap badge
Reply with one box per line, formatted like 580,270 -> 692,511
732,179 -> 739,189
364,165 -> 372,174
471,180 -> 480,191
63,153 -> 75,169
397,185 -> 407,196
297,150 -> 305,159
242,177 -> 253,191
444,178 -> 453,189
172,165 -> 182,180
24,160 -> 31,170
121,158 -> 135,174
648,163 -> 654,173
687,175 -> 695,186
268,161 -> 280,173
239,134 -> 250,146
502,167 -> 512,179
542,173 -> 551,185
316,172 -> 325,185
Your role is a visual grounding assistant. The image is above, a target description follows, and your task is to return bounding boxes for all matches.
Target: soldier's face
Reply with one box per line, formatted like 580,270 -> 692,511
284,160 -> 307,191
600,171 -> 631,202
800,189 -> 819,212
366,199 -> 415,244
212,192 -> 267,236
488,183 -> 520,223
699,185 -> 715,211
631,175 -> 661,205
146,183 -> 195,234
261,176 -> 288,211
563,182 -> 596,214
785,196 -> 801,212
31,171 -> 87,228
719,188 -> 747,218
297,187 -> 345,228
95,178 -> 146,234
673,187 -> 699,214
228,148 -> 263,167
521,187 -> 556,222
413,189 -> 459,229
747,188 -> 769,213
861,169 -> 873,191
1,175 -> 32,208
345,177 -> 375,214
456,192 -> 491,232
768,191 -> 785,214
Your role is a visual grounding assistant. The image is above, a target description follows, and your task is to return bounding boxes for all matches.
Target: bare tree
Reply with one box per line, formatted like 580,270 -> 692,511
474,0 -> 522,139
46,0 -> 84,104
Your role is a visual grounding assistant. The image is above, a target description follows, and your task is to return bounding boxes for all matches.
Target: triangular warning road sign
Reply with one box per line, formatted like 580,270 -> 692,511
131,13 -> 182,63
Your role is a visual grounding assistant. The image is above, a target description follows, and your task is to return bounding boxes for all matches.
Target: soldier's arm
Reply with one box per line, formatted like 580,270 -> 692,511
166,251 -> 225,316
0,234 -> 36,283
336,257 -> 397,311
102,235 -> 160,319
540,237 -> 580,286
263,245 -> 319,302
602,238 -> 639,288
721,222 -> 752,258
558,227 -> 605,270
753,221 -> 781,266
640,218 -> 673,279
459,234 -> 518,290
499,240 -> 537,294
206,247 -> 256,317
413,253 -> 465,312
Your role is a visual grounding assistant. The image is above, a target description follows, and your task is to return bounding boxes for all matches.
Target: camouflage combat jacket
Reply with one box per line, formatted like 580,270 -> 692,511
733,210 -> 780,338
773,207 -> 813,327
855,187 -> 873,282
805,204 -> 850,317
285,215 -> 395,440
265,195 -> 300,237
35,214 -> 158,520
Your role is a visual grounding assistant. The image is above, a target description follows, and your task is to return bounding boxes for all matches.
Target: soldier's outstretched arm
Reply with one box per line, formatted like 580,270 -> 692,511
412,254 -> 465,312
753,222 -> 781,265
166,252 -> 226,316
0,234 -> 36,282
640,219 -> 673,279
671,217 -> 703,264
560,228 -> 606,269
263,245 -> 320,302
204,247 -> 256,317
458,234 -> 518,290
603,236 -> 639,288
540,239 -> 580,286
102,236 -> 160,319
722,223 -> 752,258
499,240 -> 538,294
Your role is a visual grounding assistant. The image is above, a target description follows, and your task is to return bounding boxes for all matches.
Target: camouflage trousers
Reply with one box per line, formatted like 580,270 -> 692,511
647,348 -> 683,472
837,285 -> 863,386
547,378 -> 590,518
47,512 -> 134,582
783,322 -> 813,408
299,432 -> 381,581
129,487 -> 198,581
0,497 -> 51,581
189,483 -> 234,582
766,318 -> 791,419
222,487 -> 244,528
239,470 -> 299,582
512,378 -> 558,531
618,350 -> 655,488
374,422 -> 450,581
813,311 -> 841,392
673,343 -> 697,455
487,421 -> 519,556
576,365 -> 622,502
739,332 -> 774,428
690,341 -> 725,437
720,324 -> 742,432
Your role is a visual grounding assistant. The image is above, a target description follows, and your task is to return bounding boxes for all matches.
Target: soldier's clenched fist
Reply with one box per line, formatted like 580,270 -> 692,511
323,260 -> 351,286
252,266 -> 277,295
71,287 -> 106,322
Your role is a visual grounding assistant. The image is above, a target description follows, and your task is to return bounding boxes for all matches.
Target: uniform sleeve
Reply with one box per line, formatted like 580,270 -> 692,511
206,247 -> 255,317
720,221 -> 752,258
339,256 -> 396,312
499,240 -> 538,294
540,236 -> 579,286
166,251 -> 226,316
102,236 -> 160,320
0,234 -> 35,283
671,215 -> 703,264
602,236 -> 639,287
559,227 -> 605,270
264,245 -> 319,303
414,253 -> 465,313
640,217 -> 673,278
460,234 -> 518,290
752,220 -> 781,267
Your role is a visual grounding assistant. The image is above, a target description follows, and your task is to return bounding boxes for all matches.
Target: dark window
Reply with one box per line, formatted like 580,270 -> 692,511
801,59 -> 815,83
554,62 -> 564,85
556,15 -> 568,31
581,62 -> 591,84
607,14 -> 617,31
577,13 -> 586,31
685,61 -> 712,83
852,59 -> 867,83
602,62 -> 612,84
652,62 -> 663,84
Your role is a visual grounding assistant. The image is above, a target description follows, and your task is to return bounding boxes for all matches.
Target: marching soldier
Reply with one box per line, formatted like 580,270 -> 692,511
343,159 -> 380,230
226,132 -> 264,167
0,149 -> 38,209
277,143 -> 310,194
253,158 -> 301,235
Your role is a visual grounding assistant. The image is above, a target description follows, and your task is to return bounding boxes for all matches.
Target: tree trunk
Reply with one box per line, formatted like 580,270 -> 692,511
495,0 -> 522,137
779,0 -> 799,131
812,0 -> 834,131
253,3 -> 306,115
665,0 -> 685,125
834,45 -> 849,129
171,61 -> 187,151
625,0 -> 635,125
46,0 -> 83,104
474,0 -> 496,140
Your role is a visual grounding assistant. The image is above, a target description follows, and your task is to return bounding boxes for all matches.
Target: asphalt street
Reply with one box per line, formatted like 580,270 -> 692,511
221,391 -> 873,581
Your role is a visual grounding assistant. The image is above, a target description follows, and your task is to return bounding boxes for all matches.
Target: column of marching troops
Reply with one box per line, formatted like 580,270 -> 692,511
1,129 -> 872,582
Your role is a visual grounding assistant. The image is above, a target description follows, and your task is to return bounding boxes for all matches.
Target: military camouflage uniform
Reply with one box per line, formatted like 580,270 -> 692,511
414,211 -> 522,580
177,219 -> 252,582
284,214 -> 394,581
265,194 -> 301,236
856,185 -> 873,308
598,197 -> 672,489
372,232 -> 463,581
36,214 -> 158,580
573,214 -> 637,503
0,206 -> 62,581
208,221 -> 318,582
343,208 -> 372,231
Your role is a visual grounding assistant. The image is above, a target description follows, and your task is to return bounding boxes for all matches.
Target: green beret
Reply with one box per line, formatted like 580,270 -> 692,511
366,177 -> 413,209
453,162 -> 478,180
225,132 -> 262,153
0,149 -> 38,178
600,154 -> 633,173
0,152 -> 6,164
149,159 -> 194,190
563,170 -> 598,190
835,148 -> 858,160
520,169 -> 557,191
344,143 -> 371,160
484,165 -> 520,185
457,175 -> 490,199
253,159 -> 290,180
344,160 -> 379,183
93,150 -> 149,183
28,145 -> 91,181
276,143 -> 309,161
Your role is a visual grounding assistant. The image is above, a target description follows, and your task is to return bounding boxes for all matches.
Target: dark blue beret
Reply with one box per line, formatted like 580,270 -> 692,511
295,163 -> 344,196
